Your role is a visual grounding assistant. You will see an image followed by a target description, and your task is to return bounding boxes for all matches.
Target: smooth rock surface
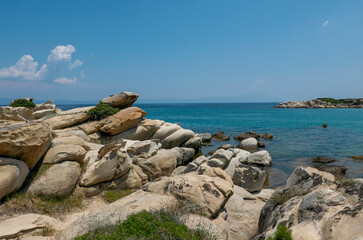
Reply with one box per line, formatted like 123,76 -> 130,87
43,144 -> 86,164
100,92 -> 138,108
161,129 -> 195,149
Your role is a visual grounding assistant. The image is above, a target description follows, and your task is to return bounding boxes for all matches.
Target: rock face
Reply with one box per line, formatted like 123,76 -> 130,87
43,144 -> 86,164
207,149 -> 234,168
170,147 -> 195,165
241,150 -> 272,166
111,119 -> 162,141
99,107 -> 147,135
139,150 -> 177,181
45,112 -> 90,130
0,106 -> 33,121
161,129 -> 195,149
100,92 -> 138,109
0,157 -> 29,199
151,123 -> 181,141
232,164 -> 266,192
238,137 -> 258,151
182,136 -> 202,149
32,108 -> 57,119
0,122 -> 52,169
52,135 -> 90,151
28,161 -> 81,197
274,98 -> 363,108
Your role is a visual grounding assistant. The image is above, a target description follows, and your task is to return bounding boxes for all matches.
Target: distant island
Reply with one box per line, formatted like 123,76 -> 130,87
274,98 -> 363,108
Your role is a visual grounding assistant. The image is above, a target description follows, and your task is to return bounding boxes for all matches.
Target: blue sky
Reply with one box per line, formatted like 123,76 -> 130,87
0,0 -> 362,102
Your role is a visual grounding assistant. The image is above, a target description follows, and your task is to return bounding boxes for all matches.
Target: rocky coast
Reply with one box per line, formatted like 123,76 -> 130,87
275,98 -> 363,108
0,92 -> 362,240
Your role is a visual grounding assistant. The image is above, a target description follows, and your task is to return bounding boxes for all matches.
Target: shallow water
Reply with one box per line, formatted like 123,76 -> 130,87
59,103 -> 363,187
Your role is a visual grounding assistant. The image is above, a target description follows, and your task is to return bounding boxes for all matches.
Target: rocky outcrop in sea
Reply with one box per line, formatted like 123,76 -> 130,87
274,98 -> 363,108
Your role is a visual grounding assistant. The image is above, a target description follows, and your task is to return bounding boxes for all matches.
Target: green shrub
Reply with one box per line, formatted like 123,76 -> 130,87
74,210 -> 215,240
86,103 -> 119,121
10,99 -> 36,108
103,189 -> 135,203
267,224 -> 293,240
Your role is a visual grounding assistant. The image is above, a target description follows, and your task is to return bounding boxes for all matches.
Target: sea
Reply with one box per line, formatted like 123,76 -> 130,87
58,103 -> 363,187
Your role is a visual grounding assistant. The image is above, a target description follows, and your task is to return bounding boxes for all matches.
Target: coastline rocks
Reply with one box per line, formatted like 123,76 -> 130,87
151,123 -> 181,141
212,131 -> 230,141
139,150 -> 177,181
53,129 -> 91,142
286,166 -> 335,188
161,129 -> 195,149
234,131 -> 273,141
232,164 -> 266,192
99,107 -> 146,135
111,119 -> 162,141
32,108 -> 57,119
182,136 -> 202,149
241,150 -> 272,166
0,158 -> 29,199
127,140 -> 159,157
197,133 -> 212,142
170,147 -> 195,165
52,135 -> 90,151
28,161 -> 81,197
207,149 -> 234,168
100,92 -> 138,109
111,165 -> 148,190
0,106 -> 33,121
45,112 -> 90,130
274,99 -> 363,108
237,137 -> 258,151
0,122 -> 52,169
43,144 -> 86,164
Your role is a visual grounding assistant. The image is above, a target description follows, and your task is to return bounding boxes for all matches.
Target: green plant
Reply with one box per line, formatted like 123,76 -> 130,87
103,189 -> 135,203
267,224 -> 293,240
32,226 -> 56,236
10,99 -> 36,108
86,103 -> 119,121
336,179 -> 357,188
74,210 -> 215,240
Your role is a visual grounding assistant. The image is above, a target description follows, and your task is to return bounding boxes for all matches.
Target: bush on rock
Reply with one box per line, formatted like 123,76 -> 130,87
267,224 -> 293,240
86,103 -> 119,121
10,99 -> 36,108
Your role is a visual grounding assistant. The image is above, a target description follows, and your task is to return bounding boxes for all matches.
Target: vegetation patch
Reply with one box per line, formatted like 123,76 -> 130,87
86,103 -> 119,121
10,99 -> 36,108
318,98 -> 362,105
336,179 -> 357,188
267,224 -> 293,240
103,189 -> 136,203
74,210 -> 215,240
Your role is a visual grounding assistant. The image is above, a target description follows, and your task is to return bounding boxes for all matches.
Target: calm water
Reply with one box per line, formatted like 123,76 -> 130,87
59,103 -> 363,186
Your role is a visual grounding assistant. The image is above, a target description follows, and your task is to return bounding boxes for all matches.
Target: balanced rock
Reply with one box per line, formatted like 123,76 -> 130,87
100,107 -> 146,135
100,92 -> 138,109
0,122 -> 52,169
28,161 -> 81,197
0,158 -> 29,199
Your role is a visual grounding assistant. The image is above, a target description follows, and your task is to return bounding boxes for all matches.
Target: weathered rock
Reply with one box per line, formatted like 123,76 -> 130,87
183,155 -> 208,174
0,122 -> 52,169
139,150 -> 177,181
28,161 -> 81,197
161,129 -> 195,149
232,164 -> 266,192
286,166 -> 335,188
0,214 -> 59,239
151,123 -> 181,141
185,214 -> 229,240
218,144 -> 234,150
257,141 -> 265,148
53,129 -> 91,142
313,164 -> 348,179
52,135 -> 90,151
182,136 -> 202,149
225,149 -> 250,178
196,163 -> 234,186
241,150 -> 272,166
45,112 -> 90,130
237,137 -> 258,151
43,144 -> 86,164
114,150 -> 133,179
0,106 -> 33,121
197,133 -> 212,142
99,107 -> 147,135
170,147 -> 195,165
127,140 -> 159,157
100,92 -> 138,108
212,131 -> 230,141
350,155 -> 363,160
77,121 -> 102,134
313,156 -> 336,163
33,101 -> 57,111
111,165 -> 148,190
111,119 -> 162,141
207,149 -> 234,168
0,157 -> 29,199
57,106 -> 93,115
32,109 -> 57,119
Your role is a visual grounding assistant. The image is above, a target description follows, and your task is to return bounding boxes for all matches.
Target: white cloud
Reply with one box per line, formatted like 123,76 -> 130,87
0,55 -> 47,80
323,20 -> 329,27
47,45 -> 76,62
80,70 -> 85,78
54,77 -> 78,84
69,59 -> 83,69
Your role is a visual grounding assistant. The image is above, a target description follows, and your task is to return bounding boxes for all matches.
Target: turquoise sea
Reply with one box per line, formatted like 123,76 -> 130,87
60,103 -> 363,186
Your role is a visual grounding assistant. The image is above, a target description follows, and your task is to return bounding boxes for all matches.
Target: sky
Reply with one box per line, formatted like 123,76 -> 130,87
0,0 -> 362,103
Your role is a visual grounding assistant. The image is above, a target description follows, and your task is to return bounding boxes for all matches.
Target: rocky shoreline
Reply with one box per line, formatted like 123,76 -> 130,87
0,92 -> 362,240
274,98 -> 363,108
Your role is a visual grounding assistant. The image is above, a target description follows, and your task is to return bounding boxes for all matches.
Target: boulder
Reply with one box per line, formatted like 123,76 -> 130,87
196,163 -> 234,186
161,129 -> 195,149
183,155 -> 208,174
286,166 -> 335,188
77,121 -> 102,134
52,135 -> 90,151
111,119 -> 162,141
212,131 -> 230,141
241,150 -> 272,166
53,129 -> 91,142
28,161 -> 81,197
197,133 -> 212,142
207,149 -> 234,168
114,150 -> 133,179
151,123 -> 181,141
99,107 -> 147,135
0,106 -> 33,121
100,92 -> 138,108
232,164 -> 266,192
45,112 -> 90,130
0,122 -> 52,169
182,136 -> 202,149
139,150 -> 177,181
33,101 -> 57,111
43,144 -> 86,164
57,106 -> 93,115
225,149 -> 250,178
170,147 -> 195,165
127,140 -> 159,157
237,137 -> 258,151
111,165 -> 148,190
0,214 -> 59,239
218,144 -> 234,150
32,108 -> 57,119
0,157 -> 29,199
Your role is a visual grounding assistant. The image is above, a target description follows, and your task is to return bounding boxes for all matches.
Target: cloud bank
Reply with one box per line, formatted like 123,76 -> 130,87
54,77 -> 78,84
0,55 -> 48,80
